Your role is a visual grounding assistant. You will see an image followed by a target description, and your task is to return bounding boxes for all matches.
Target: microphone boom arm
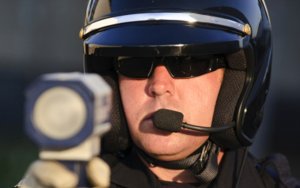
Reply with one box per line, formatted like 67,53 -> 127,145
182,122 -> 235,133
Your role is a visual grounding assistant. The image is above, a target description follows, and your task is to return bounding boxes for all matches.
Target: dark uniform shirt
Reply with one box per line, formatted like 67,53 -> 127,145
104,148 -> 297,188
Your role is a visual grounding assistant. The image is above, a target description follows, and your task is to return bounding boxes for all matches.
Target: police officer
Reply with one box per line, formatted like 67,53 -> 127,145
18,0 -> 300,187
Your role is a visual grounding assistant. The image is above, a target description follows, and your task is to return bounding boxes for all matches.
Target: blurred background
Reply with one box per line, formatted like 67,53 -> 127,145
0,0 -> 299,187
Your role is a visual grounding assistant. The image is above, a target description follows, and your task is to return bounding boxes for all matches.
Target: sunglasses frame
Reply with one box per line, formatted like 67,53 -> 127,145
114,56 -> 227,79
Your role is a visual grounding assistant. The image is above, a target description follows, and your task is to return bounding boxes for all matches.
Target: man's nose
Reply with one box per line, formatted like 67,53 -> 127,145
147,65 -> 175,97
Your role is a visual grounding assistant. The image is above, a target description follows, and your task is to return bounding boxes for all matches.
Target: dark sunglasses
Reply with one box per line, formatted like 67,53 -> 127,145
114,56 -> 227,79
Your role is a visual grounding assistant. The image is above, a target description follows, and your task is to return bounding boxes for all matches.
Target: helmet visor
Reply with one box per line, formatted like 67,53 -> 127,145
84,23 -> 250,57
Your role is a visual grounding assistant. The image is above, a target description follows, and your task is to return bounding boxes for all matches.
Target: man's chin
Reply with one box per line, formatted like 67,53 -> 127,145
141,145 -> 189,161
148,152 -> 188,162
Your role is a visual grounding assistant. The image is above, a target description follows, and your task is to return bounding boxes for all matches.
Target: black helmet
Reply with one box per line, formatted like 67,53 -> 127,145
81,0 -> 272,152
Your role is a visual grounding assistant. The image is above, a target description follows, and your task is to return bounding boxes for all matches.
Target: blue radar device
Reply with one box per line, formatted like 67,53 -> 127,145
24,72 -> 112,186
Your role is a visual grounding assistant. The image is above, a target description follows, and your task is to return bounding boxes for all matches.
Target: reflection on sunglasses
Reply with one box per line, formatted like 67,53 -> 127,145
114,56 -> 227,78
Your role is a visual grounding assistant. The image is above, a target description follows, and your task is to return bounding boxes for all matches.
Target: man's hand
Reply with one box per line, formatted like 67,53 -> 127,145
86,157 -> 110,187
16,157 -> 110,188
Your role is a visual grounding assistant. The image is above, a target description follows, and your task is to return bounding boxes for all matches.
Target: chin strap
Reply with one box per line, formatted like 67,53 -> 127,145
135,140 -> 220,184
191,141 -> 219,183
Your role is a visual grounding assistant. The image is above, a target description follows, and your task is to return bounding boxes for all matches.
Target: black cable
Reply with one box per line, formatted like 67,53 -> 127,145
235,147 -> 248,188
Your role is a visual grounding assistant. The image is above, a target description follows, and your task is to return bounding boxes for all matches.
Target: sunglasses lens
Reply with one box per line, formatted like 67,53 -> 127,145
116,58 -> 153,78
167,57 -> 212,78
167,58 -> 190,77
115,56 -> 225,78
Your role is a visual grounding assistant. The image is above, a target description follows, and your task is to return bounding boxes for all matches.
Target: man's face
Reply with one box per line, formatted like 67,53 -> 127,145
119,65 -> 224,161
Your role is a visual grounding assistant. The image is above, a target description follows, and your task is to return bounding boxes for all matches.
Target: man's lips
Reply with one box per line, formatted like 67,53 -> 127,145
143,112 -> 155,121
140,111 -> 172,134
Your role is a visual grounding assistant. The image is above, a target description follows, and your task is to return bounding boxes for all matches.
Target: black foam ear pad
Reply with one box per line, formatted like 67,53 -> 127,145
100,74 -> 132,153
210,51 -> 246,149
85,57 -> 132,154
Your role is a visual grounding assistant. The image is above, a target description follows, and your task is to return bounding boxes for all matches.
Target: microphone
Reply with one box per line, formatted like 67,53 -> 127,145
153,109 -> 235,133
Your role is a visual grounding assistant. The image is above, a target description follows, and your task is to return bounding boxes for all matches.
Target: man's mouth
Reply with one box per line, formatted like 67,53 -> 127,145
141,110 -> 175,135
